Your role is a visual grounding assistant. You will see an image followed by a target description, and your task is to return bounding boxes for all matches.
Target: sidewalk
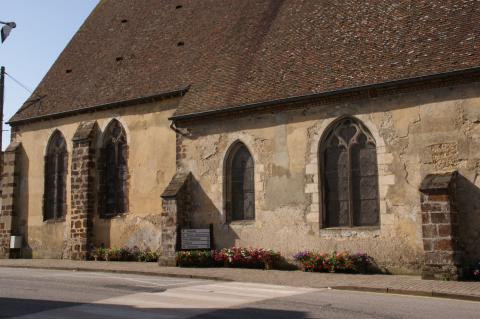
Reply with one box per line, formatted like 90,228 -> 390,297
1,259 -> 479,302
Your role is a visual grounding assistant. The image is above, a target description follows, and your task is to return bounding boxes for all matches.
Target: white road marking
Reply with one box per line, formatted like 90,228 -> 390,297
10,281 -> 320,319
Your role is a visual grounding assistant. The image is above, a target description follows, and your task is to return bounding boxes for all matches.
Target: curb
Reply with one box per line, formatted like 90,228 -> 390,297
0,264 -> 233,282
332,286 -> 480,302
1,264 -> 479,302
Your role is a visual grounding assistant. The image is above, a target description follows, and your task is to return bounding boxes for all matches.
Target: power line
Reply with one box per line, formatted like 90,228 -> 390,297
4,71 -> 33,94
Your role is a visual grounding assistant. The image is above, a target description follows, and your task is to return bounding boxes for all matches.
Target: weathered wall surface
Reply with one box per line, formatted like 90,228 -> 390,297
11,98 -> 178,258
177,82 -> 480,273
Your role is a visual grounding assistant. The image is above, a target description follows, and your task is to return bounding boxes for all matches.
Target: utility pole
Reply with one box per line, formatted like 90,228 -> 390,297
0,19 -> 16,176
0,66 -> 4,176
0,20 -> 16,155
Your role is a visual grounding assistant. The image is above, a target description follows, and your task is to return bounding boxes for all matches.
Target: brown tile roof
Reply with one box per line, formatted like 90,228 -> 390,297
9,0 -> 480,124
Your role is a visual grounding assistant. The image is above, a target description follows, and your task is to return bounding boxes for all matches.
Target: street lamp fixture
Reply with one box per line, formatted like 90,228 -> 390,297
0,21 -> 16,43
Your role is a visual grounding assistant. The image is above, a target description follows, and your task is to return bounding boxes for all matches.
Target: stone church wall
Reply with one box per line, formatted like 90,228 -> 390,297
9,98 -> 178,258
176,81 -> 480,274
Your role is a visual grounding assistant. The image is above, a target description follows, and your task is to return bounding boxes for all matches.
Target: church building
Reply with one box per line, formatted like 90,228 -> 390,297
1,0 -> 480,279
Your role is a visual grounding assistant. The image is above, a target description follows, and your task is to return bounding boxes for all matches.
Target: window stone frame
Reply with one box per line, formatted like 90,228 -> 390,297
319,117 -> 380,228
98,119 -> 129,218
224,140 -> 256,223
305,115 -> 392,236
43,130 -> 68,223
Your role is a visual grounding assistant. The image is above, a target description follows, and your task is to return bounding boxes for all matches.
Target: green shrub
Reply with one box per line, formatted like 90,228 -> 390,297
176,250 -> 213,267
91,247 -> 108,261
106,248 -> 122,261
90,246 -> 158,262
138,249 -> 159,262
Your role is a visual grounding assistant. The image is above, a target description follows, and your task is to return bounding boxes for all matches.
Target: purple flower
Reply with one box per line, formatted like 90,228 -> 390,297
293,251 -> 311,261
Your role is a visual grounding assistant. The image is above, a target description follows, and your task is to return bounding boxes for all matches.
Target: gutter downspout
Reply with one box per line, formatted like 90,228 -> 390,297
169,120 -> 191,136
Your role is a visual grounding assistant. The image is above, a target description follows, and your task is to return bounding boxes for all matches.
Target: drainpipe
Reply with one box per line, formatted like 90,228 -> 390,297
169,120 -> 191,136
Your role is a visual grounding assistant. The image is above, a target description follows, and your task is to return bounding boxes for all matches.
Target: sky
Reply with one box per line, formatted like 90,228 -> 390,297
0,0 -> 99,149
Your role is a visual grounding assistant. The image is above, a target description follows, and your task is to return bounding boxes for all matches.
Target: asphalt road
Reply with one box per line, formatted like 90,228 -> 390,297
0,267 -> 479,319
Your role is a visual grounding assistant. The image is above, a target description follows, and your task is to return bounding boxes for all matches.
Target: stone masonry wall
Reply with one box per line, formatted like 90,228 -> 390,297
0,142 -> 21,258
8,99 -> 178,258
159,172 -> 191,266
69,121 -> 97,260
176,80 -> 480,274
158,198 -> 179,266
420,173 -> 461,280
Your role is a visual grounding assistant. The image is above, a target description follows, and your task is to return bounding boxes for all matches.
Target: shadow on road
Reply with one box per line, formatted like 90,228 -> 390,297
0,297 -> 307,319
0,297 -> 79,318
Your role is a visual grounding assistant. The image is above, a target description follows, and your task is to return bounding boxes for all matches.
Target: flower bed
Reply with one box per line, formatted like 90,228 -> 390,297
90,247 -> 158,262
176,247 -> 281,269
177,250 -> 213,267
213,247 -> 280,269
293,251 -> 372,273
472,261 -> 480,281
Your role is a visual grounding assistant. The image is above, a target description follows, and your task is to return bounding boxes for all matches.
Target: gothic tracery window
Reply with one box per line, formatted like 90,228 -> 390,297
101,120 -> 128,217
44,130 -> 68,221
321,118 -> 379,228
225,142 -> 255,221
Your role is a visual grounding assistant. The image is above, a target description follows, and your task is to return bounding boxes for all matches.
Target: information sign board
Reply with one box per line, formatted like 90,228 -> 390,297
181,228 -> 210,250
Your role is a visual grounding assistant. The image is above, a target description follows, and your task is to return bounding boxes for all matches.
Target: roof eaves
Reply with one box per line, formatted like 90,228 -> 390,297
170,66 -> 480,122
8,85 -> 190,126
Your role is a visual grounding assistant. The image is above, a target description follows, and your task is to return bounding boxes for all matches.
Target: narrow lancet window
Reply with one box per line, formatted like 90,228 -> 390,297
101,120 -> 128,217
225,142 -> 255,221
44,131 -> 68,221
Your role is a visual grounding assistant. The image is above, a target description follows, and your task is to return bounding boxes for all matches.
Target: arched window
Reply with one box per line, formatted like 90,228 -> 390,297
44,130 -> 68,221
225,142 -> 255,221
100,120 -> 128,217
320,117 -> 379,228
